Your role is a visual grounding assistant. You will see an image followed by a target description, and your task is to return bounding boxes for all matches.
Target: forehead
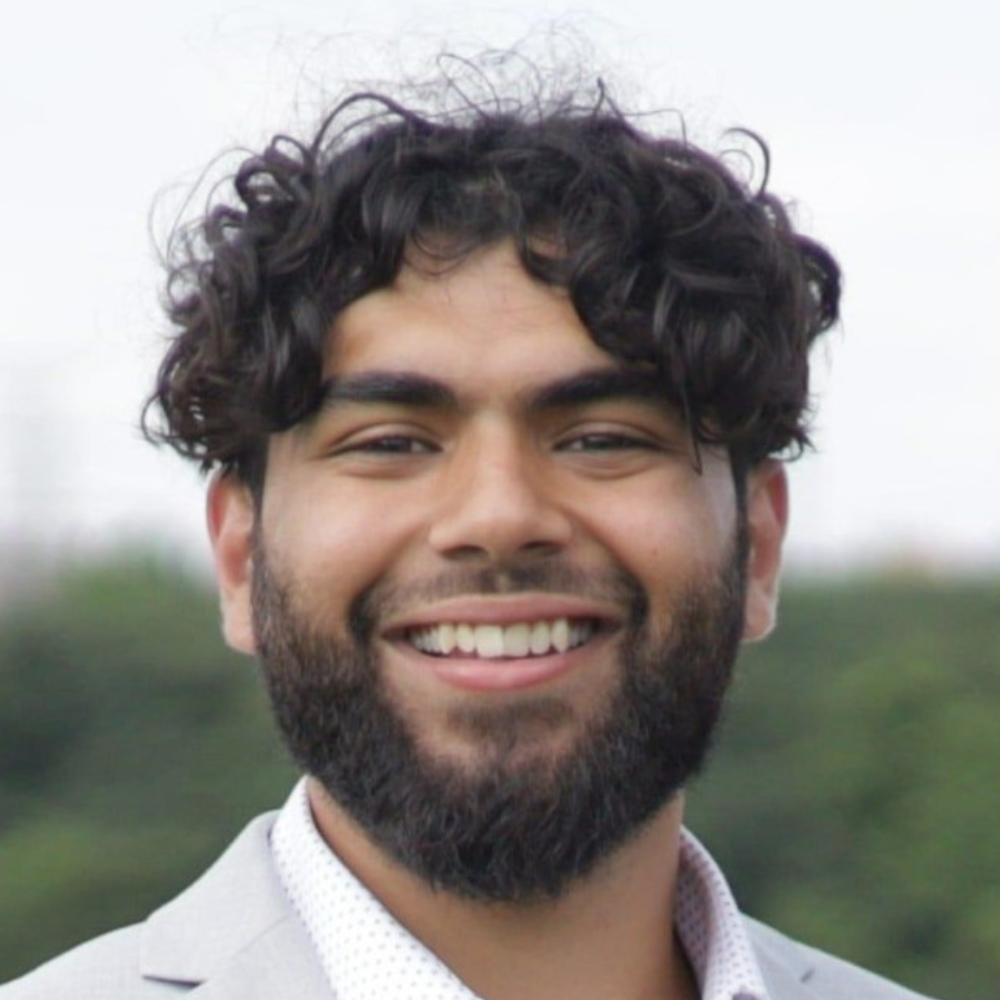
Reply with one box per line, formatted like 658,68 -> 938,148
325,242 -> 619,390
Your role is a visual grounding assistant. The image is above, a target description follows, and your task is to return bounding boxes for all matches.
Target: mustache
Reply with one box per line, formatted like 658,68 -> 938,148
348,562 -> 649,640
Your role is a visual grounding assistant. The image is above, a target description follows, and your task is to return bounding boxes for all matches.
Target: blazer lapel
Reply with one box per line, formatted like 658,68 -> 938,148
745,917 -> 822,1000
139,813 -> 332,999
183,920 -> 331,1000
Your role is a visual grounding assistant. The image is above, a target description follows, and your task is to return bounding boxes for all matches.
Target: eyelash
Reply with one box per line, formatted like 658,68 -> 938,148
558,432 -> 655,453
326,418 -> 669,466
343,431 -> 655,455
346,434 -> 437,455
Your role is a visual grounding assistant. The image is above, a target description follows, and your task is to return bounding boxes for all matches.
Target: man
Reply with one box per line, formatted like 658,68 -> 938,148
1,75 -> 936,1000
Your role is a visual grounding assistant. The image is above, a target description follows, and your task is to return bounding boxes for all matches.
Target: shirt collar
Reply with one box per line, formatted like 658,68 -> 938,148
271,779 -> 770,1000
675,829 -> 771,1000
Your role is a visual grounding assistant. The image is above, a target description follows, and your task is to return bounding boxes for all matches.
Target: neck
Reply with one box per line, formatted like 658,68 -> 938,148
306,778 -> 697,1000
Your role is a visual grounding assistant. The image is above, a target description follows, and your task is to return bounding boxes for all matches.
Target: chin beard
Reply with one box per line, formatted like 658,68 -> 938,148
252,538 -> 747,903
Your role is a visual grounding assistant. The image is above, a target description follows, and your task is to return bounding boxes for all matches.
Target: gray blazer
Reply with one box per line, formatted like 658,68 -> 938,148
0,814 -> 936,1000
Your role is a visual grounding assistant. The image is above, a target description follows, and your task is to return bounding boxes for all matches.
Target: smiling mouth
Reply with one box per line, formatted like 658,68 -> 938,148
405,618 -> 601,660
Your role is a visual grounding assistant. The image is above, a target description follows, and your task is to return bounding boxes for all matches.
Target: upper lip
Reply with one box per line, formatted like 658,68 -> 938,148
381,594 -> 623,638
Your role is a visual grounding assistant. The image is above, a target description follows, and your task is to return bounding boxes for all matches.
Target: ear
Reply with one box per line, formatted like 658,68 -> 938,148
741,460 -> 789,643
207,471 -> 257,655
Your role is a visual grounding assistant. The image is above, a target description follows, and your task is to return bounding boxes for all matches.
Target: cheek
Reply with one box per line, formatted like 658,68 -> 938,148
571,470 -> 738,588
260,478 -> 424,615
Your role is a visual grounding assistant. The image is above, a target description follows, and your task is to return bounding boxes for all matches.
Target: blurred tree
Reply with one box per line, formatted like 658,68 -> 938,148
688,577 -> 1000,1000
0,553 -> 294,973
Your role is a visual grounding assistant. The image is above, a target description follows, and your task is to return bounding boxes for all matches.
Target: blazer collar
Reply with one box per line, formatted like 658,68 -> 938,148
139,813 -> 331,999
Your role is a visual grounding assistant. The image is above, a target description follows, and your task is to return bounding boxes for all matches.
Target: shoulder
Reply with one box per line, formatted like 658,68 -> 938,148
0,812 -> 288,1000
745,917 -> 940,1000
0,925 -> 180,1000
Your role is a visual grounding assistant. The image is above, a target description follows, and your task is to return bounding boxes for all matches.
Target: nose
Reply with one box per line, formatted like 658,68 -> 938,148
427,425 -> 573,563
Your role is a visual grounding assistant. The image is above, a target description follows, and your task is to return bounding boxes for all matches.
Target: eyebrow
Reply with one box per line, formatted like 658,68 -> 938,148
527,368 -> 670,412
314,366 -> 671,415
317,372 -> 458,412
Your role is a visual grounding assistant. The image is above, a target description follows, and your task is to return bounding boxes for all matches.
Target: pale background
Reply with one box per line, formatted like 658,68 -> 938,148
2,0 -> 998,575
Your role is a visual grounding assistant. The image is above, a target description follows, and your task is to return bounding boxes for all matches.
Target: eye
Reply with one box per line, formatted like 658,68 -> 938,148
341,434 -> 437,455
558,431 -> 655,453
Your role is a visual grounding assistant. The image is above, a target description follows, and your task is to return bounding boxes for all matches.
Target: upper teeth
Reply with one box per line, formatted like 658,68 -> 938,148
408,619 -> 596,659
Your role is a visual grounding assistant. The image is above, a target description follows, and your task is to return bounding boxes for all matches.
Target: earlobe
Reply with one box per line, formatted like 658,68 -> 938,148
742,460 -> 789,643
207,472 -> 257,655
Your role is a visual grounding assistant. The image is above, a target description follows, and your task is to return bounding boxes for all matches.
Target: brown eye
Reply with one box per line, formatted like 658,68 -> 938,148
349,435 -> 435,454
560,433 -> 652,452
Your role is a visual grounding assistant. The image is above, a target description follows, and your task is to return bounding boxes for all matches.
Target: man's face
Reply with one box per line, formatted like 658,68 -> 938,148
210,241 -> 787,899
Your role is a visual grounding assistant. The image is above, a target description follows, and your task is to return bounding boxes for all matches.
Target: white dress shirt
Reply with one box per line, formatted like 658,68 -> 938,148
271,780 -> 770,1000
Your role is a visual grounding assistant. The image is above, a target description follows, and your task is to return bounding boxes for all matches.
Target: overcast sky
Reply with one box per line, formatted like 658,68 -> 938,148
1,0 -> 998,573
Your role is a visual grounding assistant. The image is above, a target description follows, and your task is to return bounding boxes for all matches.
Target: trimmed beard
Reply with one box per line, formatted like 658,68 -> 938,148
253,530 -> 747,903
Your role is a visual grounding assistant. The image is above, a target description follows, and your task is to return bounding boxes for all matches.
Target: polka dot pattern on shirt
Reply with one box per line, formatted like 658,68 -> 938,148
272,783 -> 478,1000
675,831 -> 771,1000
272,780 -> 770,1000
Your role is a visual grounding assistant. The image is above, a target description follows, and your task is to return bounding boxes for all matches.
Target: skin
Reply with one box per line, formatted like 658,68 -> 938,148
209,241 -> 788,1000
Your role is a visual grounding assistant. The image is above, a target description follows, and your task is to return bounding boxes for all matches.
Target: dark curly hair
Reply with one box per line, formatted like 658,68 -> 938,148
144,84 -> 840,494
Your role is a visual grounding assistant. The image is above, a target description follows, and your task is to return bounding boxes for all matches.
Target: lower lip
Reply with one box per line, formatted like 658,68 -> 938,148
391,634 -> 613,693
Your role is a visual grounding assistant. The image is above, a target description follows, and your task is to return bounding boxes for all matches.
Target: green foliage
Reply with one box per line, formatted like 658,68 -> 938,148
0,554 -> 295,976
0,555 -> 997,999
688,577 -> 1000,1000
